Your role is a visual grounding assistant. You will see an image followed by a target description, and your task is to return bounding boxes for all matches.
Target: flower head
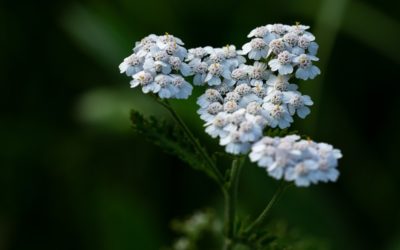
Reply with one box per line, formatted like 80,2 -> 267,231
250,136 -> 342,187
194,23 -> 323,155
119,34 -> 193,99
240,38 -> 268,60
293,54 -> 320,80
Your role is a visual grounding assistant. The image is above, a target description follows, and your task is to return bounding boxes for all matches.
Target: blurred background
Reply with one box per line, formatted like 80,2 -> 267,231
1,0 -> 400,249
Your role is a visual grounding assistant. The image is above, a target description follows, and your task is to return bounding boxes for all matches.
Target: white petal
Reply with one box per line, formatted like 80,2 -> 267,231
208,77 -> 221,86
130,80 -> 140,88
242,43 -> 252,54
180,63 -> 192,76
119,62 -> 128,73
302,95 -> 313,105
268,59 -> 280,71
308,42 -> 319,56
204,73 -> 213,82
295,68 -> 308,80
278,64 -> 293,75
297,107 -> 310,118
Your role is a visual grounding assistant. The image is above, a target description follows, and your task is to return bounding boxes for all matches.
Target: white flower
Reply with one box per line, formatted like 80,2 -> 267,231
223,100 -> 239,113
197,89 -> 223,108
157,36 -> 187,59
232,84 -> 260,107
186,45 -> 246,87
263,103 -> 293,129
247,25 -> 276,42
285,160 -> 319,186
201,105 -> 265,155
264,90 -> 285,105
283,91 -> 313,118
224,92 -> 241,103
143,56 -> 171,75
250,136 -> 342,187
119,54 -> 143,76
188,58 -> 208,85
245,102 -> 266,116
215,82 -> 235,95
156,74 -> 177,98
199,102 -> 223,122
187,47 -> 211,61
249,137 -> 277,166
205,112 -> 230,138
251,81 -> 267,98
220,131 -> 251,155
267,23 -> 290,36
292,35 -> 319,56
268,38 -> 286,56
247,62 -> 269,84
282,32 -> 299,48
191,23 -> 327,156
231,65 -> 249,85
238,120 -> 263,142
120,34 -> 193,99
268,51 -> 295,75
293,54 -> 320,80
204,63 -> 230,86
130,71 -> 154,88
170,75 -> 193,99
266,74 -> 298,92
221,45 -> 246,68
248,26 -> 270,38
240,38 -> 268,60
310,143 -> 342,183
287,24 -> 311,34
169,56 -> 192,76
207,48 -> 226,64
133,34 -> 158,55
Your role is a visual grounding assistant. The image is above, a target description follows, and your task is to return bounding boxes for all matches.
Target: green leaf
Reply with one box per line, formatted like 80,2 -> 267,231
130,110 -> 213,177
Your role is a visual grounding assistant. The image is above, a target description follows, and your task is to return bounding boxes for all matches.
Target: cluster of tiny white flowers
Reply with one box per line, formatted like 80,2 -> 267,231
120,24 -> 342,186
249,135 -> 342,187
241,23 -> 320,80
195,23 -> 317,155
185,45 -> 246,86
196,73 -> 313,154
119,34 -> 193,99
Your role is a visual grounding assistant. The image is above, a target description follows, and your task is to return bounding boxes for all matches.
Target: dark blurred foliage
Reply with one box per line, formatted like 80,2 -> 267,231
1,0 -> 400,249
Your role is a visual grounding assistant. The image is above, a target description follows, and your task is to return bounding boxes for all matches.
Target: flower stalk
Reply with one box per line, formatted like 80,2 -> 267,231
155,97 -> 225,187
223,157 -> 245,250
244,180 -> 290,235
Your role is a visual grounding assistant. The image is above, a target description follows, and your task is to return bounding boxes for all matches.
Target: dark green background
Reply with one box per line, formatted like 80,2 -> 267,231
1,0 -> 400,249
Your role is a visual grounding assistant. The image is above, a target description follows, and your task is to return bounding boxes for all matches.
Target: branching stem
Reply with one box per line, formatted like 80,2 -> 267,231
155,98 -> 225,187
244,180 -> 289,235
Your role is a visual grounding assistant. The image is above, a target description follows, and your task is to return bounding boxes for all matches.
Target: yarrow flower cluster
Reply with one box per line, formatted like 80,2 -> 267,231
119,34 -> 193,99
241,23 -> 320,80
249,135 -> 342,187
194,23 -> 317,155
185,45 -> 246,86
120,24 -> 342,187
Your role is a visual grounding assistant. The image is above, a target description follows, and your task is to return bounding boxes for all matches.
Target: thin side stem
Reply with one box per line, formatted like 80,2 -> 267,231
223,157 -> 245,250
155,98 -> 225,186
223,186 -> 234,250
244,180 -> 288,235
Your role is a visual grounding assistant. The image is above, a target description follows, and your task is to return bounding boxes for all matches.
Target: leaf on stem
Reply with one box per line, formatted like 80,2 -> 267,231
130,110 -> 213,177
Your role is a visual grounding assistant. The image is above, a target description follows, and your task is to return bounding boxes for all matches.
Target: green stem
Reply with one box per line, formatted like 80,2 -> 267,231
155,98 -> 225,186
244,180 -> 288,235
223,157 -> 245,250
